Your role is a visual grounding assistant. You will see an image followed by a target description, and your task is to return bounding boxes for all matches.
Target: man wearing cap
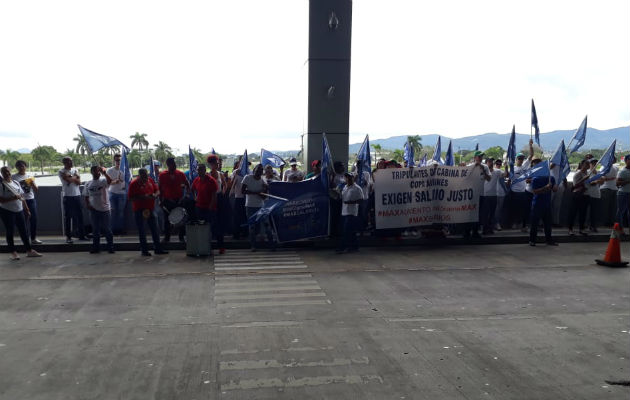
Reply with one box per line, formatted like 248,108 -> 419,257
616,155 -> 630,235
510,139 -> 535,232
337,172 -> 364,253
283,158 -> 304,182
463,151 -> 491,238
305,160 -> 321,179
528,158 -> 558,246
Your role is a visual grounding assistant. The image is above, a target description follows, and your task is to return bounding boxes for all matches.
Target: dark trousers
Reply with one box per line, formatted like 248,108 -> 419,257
600,189 -> 617,227
232,197 -> 247,239
24,198 -> 38,240
339,215 -> 358,251
134,209 -> 163,253
330,198 -> 342,237
0,207 -> 31,252
529,204 -> 552,243
90,209 -> 113,251
480,195 -> 497,232
568,192 -> 589,231
511,191 -> 532,228
162,199 -> 185,241
587,196 -> 600,229
63,195 -> 85,239
196,207 -> 224,248
616,192 -> 630,228
109,192 -> 127,234
246,206 -> 275,249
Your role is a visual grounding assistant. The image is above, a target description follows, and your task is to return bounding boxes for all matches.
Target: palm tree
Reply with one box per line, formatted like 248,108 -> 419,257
407,135 -> 423,156
3,149 -> 22,168
153,141 -> 173,164
73,134 -> 90,155
0,150 -> 5,166
130,132 -> 149,152
372,144 -> 382,160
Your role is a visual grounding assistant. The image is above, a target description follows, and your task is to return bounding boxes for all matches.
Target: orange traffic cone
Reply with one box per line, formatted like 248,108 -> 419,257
595,223 -> 628,268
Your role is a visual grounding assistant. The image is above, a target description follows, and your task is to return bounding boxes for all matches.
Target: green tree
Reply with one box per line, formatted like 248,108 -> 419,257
130,132 -> 149,151
31,145 -> 57,174
153,141 -> 173,164
392,149 -> 404,162
407,135 -> 423,156
372,144 -> 382,160
3,149 -> 22,168
484,146 -> 505,160
73,134 -> 89,155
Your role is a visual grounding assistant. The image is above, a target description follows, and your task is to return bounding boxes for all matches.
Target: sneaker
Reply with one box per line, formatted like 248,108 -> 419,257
141,251 -> 152,256
27,250 -> 42,257
495,224 -> 502,231
155,250 -> 169,255
66,238 -> 74,244
89,249 -> 100,254
546,241 -> 559,246
178,237 -> 185,243
10,252 -> 19,261
107,249 -> 115,254
568,230 -> 575,236
579,230 -> 588,236
529,241 -> 536,247
78,236 -> 90,241
32,239 -> 43,245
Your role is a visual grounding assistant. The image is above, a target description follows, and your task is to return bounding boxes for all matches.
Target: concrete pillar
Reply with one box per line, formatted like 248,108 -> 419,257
304,0 -> 352,171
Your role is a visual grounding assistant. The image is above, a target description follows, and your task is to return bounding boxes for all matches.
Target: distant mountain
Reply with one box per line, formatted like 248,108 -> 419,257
348,126 -> 630,154
18,148 -> 30,153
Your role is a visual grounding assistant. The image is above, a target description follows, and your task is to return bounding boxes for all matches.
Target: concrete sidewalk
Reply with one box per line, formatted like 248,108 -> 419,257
0,227 -> 618,253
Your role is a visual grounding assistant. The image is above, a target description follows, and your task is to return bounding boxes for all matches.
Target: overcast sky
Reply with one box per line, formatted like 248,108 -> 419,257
1,0 -> 628,154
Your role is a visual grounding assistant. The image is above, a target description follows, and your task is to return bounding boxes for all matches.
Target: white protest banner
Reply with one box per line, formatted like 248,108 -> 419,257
374,166 -> 484,229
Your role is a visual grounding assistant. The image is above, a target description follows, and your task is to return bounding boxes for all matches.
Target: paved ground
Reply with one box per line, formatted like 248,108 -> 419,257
0,243 -> 628,399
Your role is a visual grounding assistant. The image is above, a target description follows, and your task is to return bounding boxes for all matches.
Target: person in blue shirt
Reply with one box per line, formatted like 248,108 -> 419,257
528,158 -> 558,246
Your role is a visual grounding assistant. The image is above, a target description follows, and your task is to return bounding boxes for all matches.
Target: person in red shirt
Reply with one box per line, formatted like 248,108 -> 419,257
191,163 -> 224,253
158,157 -> 190,243
128,168 -> 168,256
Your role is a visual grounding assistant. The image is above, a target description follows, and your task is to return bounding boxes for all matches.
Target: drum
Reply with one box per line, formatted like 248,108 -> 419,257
168,207 -> 188,228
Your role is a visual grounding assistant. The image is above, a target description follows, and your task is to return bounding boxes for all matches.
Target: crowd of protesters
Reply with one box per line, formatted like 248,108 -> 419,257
1,144 -> 630,259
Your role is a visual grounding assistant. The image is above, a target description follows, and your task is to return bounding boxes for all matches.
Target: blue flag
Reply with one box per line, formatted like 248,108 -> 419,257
321,133 -> 333,190
418,154 -> 427,167
260,149 -> 286,168
78,125 -> 128,153
550,140 -> 570,182
587,140 -> 616,183
188,146 -> 198,184
475,143 -> 479,151
512,160 -> 550,184
403,141 -> 415,167
444,140 -> 455,166
569,115 -> 587,153
148,155 -> 156,181
356,135 -> 371,186
506,125 -> 516,177
246,198 -> 284,226
531,99 -> 540,147
211,148 -> 216,155
238,150 -> 250,177
120,148 -> 132,191
432,136 -> 443,165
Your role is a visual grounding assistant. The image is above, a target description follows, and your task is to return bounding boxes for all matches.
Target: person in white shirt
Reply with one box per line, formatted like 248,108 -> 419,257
337,173 -> 364,253
242,164 -> 275,251
463,151 -> 491,238
12,160 -> 43,244
480,157 -> 508,234
0,166 -> 42,260
83,165 -> 114,254
283,158 -> 304,182
229,158 -> 248,239
58,156 -> 87,243
585,158 -> 604,232
510,140 -> 534,232
599,159 -> 618,227
107,154 -> 127,235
